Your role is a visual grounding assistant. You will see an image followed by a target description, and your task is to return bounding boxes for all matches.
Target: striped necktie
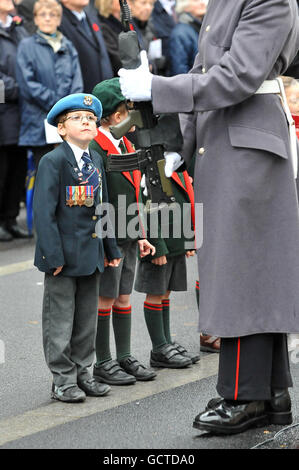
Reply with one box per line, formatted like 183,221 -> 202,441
118,139 -> 127,154
81,152 -> 99,192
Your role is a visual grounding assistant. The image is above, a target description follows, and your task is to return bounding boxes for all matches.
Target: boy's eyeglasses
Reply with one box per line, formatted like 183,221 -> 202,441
61,114 -> 98,124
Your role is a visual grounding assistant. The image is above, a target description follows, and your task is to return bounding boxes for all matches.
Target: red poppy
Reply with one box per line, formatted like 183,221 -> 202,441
12,15 -> 22,25
92,23 -> 99,32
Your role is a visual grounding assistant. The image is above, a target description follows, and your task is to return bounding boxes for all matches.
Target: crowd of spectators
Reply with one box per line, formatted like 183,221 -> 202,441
0,0 -> 299,242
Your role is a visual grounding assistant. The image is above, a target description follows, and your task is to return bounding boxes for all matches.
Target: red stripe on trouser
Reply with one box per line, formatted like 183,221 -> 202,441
112,305 -> 132,314
234,337 -> 241,400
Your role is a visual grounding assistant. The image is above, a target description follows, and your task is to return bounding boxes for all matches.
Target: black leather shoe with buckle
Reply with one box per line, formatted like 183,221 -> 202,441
172,342 -> 200,364
51,383 -> 86,403
150,343 -> 192,368
93,359 -> 136,385
193,400 -> 269,435
78,377 -> 111,396
119,356 -> 157,381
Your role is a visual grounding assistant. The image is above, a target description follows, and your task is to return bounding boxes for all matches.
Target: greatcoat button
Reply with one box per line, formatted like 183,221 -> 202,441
202,67 -> 206,73
92,233 -> 97,238
205,25 -> 210,32
92,216 -> 97,220
199,147 -> 205,155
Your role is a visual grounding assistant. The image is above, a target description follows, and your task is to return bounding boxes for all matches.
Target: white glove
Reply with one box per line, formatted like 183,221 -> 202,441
140,173 -> 148,196
164,151 -> 184,177
118,50 -> 153,102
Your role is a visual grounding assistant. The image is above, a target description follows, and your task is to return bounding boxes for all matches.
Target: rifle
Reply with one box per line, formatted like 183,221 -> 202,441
106,0 -> 184,212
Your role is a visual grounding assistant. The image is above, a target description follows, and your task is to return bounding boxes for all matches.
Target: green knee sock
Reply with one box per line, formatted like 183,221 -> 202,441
95,308 -> 112,365
162,299 -> 172,344
112,305 -> 132,361
144,301 -> 167,351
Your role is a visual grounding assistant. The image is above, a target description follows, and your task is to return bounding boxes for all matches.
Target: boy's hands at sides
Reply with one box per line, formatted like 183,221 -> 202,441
151,255 -> 167,265
53,266 -> 63,276
104,256 -> 122,268
138,239 -> 156,257
185,250 -> 196,258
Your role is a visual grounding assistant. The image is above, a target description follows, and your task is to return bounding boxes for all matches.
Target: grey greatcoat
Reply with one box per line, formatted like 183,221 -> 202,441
152,0 -> 299,337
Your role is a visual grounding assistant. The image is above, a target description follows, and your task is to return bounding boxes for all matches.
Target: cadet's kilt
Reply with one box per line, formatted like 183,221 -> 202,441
134,170 -> 195,294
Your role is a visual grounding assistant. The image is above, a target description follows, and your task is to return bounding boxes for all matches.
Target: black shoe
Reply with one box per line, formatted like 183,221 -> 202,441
119,356 -> 157,381
6,221 -> 33,239
150,344 -> 192,369
206,389 -> 293,425
172,342 -> 200,364
193,400 -> 268,435
0,225 -> 13,242
266,389 -> 293,425
93,359 -> 136,385
51,383 -> 86,403
78,377 -> 110,396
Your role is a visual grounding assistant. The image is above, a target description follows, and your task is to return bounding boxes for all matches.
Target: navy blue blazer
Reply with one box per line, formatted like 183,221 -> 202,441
59,6 -> 113,93
33,141 -> 121,276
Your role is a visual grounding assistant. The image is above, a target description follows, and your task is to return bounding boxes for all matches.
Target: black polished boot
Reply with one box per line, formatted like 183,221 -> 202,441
193,400 -> 268,435
266,389 -> 292,425
206,388 -> 292,425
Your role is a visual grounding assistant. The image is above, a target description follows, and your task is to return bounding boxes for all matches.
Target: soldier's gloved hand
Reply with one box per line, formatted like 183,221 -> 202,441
164,151 -> 184,177
118,51 -> 153,102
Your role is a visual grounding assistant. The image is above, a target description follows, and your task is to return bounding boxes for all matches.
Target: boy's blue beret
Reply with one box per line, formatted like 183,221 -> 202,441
47,93 -> 103,126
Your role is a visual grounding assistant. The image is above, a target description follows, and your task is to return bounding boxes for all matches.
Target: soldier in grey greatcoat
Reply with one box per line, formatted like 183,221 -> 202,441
119,0 -> 299,434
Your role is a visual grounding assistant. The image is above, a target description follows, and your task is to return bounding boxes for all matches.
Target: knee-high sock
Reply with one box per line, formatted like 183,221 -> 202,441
162,299 -> 172,344
95,308 -> 112,365
144,301 -> 167,351
112,305 -> 132,361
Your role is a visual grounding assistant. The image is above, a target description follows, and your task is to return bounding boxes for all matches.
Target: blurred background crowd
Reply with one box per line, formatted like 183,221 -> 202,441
0,0 -> 299,242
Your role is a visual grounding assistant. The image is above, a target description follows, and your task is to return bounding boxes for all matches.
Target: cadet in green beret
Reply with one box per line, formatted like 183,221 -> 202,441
90,78 -> 157,385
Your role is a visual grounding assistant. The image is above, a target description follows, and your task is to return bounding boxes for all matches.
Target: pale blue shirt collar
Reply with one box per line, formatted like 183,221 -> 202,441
71,10 -> 86,21
66,141 -> 89,170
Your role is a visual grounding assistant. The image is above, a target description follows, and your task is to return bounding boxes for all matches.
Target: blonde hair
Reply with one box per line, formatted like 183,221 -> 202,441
94,0 -> 113,17
281,75 -> 299,90
34,0 -> 62,17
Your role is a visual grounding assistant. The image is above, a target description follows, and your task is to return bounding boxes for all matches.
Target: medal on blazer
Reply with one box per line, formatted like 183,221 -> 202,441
65,186 -> 94,207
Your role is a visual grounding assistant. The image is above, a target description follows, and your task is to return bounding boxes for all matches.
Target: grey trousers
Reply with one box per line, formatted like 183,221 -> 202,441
42,271 -> 100,386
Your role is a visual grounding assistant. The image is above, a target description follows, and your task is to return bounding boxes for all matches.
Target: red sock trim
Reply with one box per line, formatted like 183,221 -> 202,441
234,337 -> 241,400
112,305 -> 132,314
98,308 -> 111,317
144,301 -> 162,311
195,280 -> 200,289
162,299 -> 170,306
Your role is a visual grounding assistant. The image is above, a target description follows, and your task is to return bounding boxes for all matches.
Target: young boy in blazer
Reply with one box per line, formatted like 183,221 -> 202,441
33,93 -> 122,402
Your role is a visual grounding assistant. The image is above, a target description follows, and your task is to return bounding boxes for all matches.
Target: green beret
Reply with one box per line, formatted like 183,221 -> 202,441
92,78 -> 126,118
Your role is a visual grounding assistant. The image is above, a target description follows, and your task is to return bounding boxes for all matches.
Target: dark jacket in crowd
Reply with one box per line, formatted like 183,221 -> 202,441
169,12 -> 203,76
0,17 -> 28,146
59,5 -> 113,93
16,0 -> 37,34
97,14 -> 123,76
151,0 -> 176,75
16,32 -> 83,147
